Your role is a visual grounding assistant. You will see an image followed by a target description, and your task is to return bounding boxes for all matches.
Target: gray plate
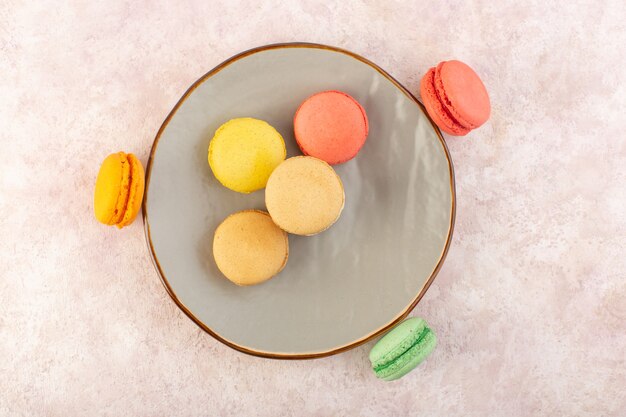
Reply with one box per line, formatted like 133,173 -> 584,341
144,43 -> 455,359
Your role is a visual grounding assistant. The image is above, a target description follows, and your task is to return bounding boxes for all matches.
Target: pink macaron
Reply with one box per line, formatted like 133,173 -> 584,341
420,60 -> 490,136
294,90 -> 369,165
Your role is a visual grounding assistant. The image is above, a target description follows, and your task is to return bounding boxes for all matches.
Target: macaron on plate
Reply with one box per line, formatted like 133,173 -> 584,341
143,43 -> 455,358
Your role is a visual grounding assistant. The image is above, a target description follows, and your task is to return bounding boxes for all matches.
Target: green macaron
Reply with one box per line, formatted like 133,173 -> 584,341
369,317 -> 437,381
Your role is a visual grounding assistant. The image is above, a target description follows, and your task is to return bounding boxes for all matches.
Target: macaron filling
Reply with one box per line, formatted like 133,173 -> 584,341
117,154 -> 143,228
372,326 -> 433,379
110,153 -> 131,225
420,68 -> 470,135
94,152 -> 146,228
429,69 -> 471,132
434,62 -> 476,130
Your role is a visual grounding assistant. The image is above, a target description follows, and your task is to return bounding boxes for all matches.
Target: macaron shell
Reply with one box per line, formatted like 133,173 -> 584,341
94,152 -> 131,225
116,153 -> 145,228
420,68 -> 470,136
369,317 -> 427,368
376,328 -> 436,381
208,118 -> 286,193
435,60 -> 490,129
213,210 -> 289,286
294,90 -> 368,165
265,156 -> 345,236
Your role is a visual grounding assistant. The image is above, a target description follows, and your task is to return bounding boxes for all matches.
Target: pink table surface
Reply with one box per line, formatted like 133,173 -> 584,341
1,1 -> 625,416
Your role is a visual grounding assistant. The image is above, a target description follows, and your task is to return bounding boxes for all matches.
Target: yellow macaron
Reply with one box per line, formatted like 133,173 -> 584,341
265,156 -> 345,236
213,210 -> 289,286
93,152 -> 145,228
208,118 -> 286,193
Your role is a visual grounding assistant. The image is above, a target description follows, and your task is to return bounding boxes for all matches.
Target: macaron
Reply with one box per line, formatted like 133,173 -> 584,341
420,60 -> 490,136
213,210 -> 289,286
265,156 -> 344,236
369,317 -> 437,381
294,90 -> 369,165
208,118 -> 286,193
94,152 -> 145,228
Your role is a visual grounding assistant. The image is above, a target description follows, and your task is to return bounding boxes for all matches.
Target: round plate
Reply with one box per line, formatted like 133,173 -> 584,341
144,43 -> 455,359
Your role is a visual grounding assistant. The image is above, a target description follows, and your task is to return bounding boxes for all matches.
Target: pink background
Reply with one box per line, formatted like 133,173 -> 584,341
1,1 -> 625,416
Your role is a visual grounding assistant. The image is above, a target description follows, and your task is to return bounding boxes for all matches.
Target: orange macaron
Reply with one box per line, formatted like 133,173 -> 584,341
420,60 -> 490,136
93,152 -> 145,228
294,90 -> 369,165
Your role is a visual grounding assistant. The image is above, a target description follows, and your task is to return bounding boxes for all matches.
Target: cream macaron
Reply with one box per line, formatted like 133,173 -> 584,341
213,210 -> 289,286
265,156 -> 345,236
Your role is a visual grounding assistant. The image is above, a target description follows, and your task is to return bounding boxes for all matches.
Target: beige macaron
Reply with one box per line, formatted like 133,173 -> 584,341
265,156 -> 345,236
213,210 -> 289,286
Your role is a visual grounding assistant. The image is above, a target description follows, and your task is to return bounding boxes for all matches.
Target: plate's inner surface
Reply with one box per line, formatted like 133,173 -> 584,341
146,46 -> 453,355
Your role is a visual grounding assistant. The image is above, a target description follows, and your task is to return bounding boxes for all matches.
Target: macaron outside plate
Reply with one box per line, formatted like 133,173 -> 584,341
93,152 -> 145,229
